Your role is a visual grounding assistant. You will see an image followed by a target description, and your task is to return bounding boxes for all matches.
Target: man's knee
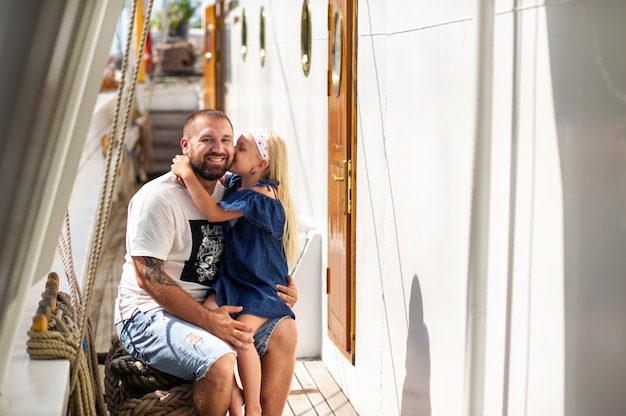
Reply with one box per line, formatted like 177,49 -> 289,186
209,353 -> 237,381
199,353 -> 236,390
259,319 -> 296,415
193,353 -> 236,415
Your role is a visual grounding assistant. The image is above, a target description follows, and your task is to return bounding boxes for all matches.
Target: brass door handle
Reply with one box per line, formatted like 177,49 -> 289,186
332,160 -> 352,215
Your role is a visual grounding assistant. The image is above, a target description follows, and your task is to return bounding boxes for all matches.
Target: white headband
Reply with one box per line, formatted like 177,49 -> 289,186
250,128 -> 270,161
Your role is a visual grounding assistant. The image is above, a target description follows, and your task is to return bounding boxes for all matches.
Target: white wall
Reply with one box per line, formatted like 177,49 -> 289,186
342,2 -> 477,414
222,1 -> 626,415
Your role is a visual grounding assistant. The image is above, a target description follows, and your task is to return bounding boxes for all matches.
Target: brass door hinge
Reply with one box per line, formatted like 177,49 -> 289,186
326,267 -> 331,294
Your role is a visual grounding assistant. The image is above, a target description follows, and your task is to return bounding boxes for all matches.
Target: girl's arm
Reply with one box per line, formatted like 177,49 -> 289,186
171,155 -> 243,222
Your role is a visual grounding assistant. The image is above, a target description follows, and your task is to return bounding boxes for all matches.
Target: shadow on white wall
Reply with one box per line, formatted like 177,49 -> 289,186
401,274 -> 431,415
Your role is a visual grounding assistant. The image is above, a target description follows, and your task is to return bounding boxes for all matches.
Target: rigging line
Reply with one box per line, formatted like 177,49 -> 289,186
81,0 -> 140,336
364,0 -> 409,326
355,1 -> 403,411
82,0 -> 138,304
357,104 -> 401,415
81,0 -> 155,339
58,210 -> 81,313
266,0 -> 314,218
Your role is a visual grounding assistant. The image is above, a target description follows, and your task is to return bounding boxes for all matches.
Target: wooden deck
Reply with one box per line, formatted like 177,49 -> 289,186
88,188 -> 357,415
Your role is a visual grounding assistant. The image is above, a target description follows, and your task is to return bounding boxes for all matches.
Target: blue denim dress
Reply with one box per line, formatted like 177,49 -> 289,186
212,175 -> 295,320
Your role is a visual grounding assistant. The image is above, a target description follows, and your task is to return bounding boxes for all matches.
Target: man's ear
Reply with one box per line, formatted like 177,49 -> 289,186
181,137 -> 189,155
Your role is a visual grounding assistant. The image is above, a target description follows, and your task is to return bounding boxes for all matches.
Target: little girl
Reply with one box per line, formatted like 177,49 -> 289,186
171,128 -> 298,416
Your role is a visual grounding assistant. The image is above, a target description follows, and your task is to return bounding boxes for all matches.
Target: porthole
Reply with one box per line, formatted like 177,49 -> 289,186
330,5 -> 343,97
241,9 -> 248,60
300,0 -> 312,76
260,7 -> 266,66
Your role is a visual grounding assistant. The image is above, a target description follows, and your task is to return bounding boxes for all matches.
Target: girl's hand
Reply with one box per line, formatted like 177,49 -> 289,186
175,175 -> 187,188
171,155 -> 192,178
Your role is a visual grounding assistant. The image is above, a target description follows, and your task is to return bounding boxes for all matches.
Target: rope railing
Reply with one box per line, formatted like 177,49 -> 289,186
24,0 -> 175,415
82,0 -> 156,341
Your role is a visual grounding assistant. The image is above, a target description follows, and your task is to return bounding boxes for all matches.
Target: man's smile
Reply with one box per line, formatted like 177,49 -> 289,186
205,154 -> 227,162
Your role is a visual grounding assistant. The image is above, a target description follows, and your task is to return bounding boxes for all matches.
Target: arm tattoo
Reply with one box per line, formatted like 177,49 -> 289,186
143,257 -> 177,287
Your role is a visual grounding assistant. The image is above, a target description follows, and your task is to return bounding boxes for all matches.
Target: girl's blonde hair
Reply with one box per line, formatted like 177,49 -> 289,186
259,130 -> 299,268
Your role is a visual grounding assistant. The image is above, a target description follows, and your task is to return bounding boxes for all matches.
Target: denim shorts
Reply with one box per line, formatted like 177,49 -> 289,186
116,310 -> 287,381
116,309 -> 235,381
254,315 -> 288,356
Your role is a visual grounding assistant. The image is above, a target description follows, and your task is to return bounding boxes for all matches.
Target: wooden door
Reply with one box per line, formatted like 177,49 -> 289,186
327,0 -> 356,363
203,4 -> 216,109
203,2 -> 226,110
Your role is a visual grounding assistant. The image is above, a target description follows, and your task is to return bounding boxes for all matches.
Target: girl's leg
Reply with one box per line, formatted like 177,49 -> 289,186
236,314 -> 267,416
202,292 -> 218,310
229,381 -> 244,416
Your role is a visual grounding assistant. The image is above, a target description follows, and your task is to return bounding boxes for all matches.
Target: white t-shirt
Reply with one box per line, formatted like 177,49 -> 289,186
114,172 -> 226,323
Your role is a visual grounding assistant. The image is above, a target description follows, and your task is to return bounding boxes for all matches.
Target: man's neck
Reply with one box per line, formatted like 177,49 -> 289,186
201,179 -> 218,196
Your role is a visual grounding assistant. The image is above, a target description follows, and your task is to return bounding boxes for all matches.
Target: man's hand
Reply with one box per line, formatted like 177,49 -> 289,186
132,256 -> 253,350
277,274 -> 298,308
203,305 -> 254,350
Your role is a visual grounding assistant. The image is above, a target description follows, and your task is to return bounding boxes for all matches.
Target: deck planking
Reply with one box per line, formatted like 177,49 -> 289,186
88,187 -> 357,415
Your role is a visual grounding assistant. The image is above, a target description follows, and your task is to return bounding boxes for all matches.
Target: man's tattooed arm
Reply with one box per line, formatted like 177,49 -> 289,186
143,257 -> 177,286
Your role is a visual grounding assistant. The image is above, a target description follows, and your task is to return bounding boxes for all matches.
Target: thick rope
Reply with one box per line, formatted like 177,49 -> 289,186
117,386 -> 196,416
56,213 -> 108,414
58,211 -> 82,321
27,290 -> 106,415
102,335 -> 197,415
109,356 -> 189,393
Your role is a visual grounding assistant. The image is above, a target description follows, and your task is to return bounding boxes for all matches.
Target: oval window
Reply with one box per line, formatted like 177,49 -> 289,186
300,0 -> 312,76
260,7 -> 266,66
331,6 -> 343,97
241,9 -> 248,60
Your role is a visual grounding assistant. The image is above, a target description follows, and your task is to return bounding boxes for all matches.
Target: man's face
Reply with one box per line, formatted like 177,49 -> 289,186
183,117 -> 234,181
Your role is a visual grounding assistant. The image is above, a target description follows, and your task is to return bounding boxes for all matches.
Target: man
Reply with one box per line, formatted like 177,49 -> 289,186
114,109 -> 298,415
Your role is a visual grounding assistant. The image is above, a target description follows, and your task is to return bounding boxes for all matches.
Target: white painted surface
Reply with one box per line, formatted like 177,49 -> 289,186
0,277 -> 71,416
292,232 -> 323,358
221,1 -> 610,415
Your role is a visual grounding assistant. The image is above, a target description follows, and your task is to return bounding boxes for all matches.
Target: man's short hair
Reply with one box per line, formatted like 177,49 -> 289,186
183,109 -> 233,139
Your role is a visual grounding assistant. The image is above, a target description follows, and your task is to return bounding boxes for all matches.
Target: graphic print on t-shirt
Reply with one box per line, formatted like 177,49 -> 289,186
181,220 -> 224,286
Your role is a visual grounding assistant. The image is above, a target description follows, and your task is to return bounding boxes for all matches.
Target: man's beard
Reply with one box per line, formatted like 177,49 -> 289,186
189,154 -> 230,181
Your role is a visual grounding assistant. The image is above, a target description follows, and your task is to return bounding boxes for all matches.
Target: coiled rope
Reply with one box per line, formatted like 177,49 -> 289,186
27,276 -> 105,415
26,0 -> 158,415
101,334 -> 196,415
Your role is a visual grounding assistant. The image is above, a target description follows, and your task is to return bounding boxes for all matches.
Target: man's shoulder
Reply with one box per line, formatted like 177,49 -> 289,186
135,172 -> 179,198
129,173 -> 184,211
